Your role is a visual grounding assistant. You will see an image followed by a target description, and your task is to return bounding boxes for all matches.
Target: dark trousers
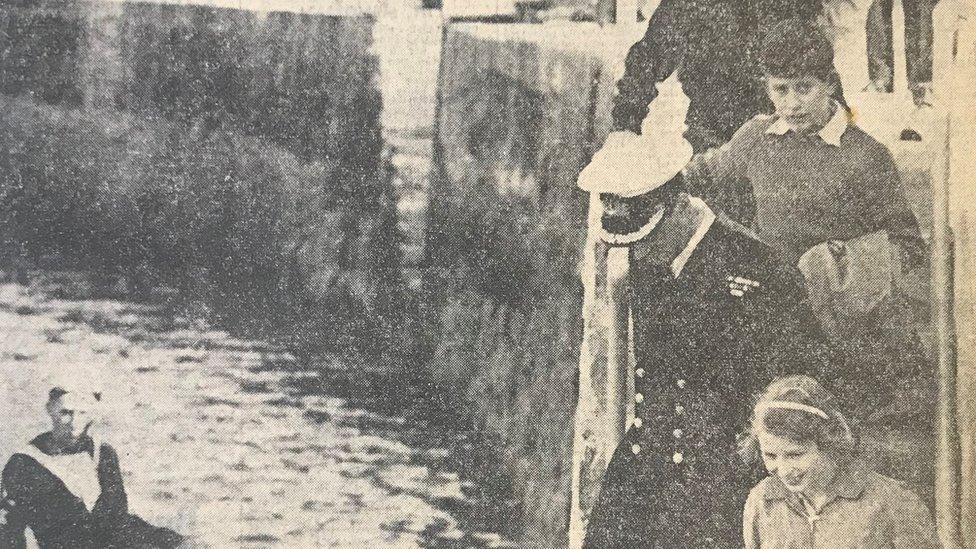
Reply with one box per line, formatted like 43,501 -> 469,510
867,0 -> 939,90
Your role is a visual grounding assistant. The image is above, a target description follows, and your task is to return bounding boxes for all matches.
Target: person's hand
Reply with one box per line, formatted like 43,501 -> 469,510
826,239 -> 847,258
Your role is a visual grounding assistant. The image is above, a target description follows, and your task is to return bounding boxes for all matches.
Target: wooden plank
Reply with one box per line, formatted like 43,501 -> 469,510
932,2 -> 974,546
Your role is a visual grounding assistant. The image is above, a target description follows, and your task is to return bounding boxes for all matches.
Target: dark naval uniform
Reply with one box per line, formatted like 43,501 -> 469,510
583,209 -> 830,549
0,433 -> 184,549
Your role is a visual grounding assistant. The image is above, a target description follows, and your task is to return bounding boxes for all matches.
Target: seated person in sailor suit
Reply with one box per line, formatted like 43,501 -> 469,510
0,377 -> 185,549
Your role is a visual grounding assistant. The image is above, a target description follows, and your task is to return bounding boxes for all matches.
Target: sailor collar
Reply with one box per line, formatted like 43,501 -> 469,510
30,432 -> 96,457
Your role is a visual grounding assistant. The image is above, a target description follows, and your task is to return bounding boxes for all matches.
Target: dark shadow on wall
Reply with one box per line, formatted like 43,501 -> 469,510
421,36 -> 595,544
428,70 -> 544,307
0,4 -> 83,104
0,0 -> 403,363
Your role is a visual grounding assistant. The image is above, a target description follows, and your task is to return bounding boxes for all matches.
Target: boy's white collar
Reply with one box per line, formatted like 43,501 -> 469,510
766,101 -> 849,146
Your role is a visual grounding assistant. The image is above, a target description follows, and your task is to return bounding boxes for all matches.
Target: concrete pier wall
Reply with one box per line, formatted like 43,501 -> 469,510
423,22 -> 638,548
0,0 -> 404,358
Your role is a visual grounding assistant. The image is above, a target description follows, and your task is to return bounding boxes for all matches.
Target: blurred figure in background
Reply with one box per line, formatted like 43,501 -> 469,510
866,0 -> 939,94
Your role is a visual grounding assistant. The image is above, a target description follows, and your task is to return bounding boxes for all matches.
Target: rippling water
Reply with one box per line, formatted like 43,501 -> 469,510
0,272 -> 515,548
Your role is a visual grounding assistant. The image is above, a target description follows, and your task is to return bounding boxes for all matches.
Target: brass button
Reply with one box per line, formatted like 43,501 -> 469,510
633,418 -> 643,428
635,368 -> 645,378
632,444 -> 642,455
672,452 -> 684,464
673,429 -> 683,438
635,393 -> 644,404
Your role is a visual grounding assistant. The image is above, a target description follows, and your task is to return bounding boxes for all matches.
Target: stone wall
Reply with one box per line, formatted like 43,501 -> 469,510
0,0 -> 402,359
424,22 -> 638,549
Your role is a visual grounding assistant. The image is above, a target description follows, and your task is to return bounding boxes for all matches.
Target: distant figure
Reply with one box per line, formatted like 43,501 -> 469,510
611,0 -> 825,151
577,73 -> 830,549
741,375 -> 937,549
0,380 -> 185,549
866,0 -> 939,92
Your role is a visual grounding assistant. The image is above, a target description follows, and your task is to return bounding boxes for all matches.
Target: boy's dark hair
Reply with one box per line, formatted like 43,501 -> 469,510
760,18 -> 835,81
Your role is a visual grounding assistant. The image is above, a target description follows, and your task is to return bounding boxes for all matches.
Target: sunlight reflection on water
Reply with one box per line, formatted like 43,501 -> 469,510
0,276 -> 514,548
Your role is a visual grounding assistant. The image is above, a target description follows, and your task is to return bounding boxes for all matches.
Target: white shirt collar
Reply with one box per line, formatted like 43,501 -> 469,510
765,102 -> 849,147
670,197 -> 715,278
598,207 -> 666,246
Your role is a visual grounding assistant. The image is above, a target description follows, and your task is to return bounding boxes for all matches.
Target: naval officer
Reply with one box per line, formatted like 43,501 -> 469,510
579,74 -> 831,549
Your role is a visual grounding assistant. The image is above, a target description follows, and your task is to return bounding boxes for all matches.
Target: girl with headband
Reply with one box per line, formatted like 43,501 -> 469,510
740,375 -> 936,548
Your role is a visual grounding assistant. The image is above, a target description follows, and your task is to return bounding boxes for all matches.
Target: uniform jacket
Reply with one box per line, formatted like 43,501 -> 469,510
612,0 -> 823,151
584,207 -> 831,549
0,433 -> 183,549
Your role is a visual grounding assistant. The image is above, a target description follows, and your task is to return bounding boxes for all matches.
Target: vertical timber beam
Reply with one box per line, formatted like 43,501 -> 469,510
931,97 -> 962,549
569,194 -> 631,549
931,6 -> 959,549
932,1 -> 973,547
948,13 -> 976,548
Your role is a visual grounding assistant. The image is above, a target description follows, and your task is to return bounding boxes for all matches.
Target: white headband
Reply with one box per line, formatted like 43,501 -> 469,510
755,400 -> 854,444
755,401 -> 829,420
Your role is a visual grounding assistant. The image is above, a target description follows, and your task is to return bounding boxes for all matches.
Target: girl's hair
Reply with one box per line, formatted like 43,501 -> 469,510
739,375 -> 855,465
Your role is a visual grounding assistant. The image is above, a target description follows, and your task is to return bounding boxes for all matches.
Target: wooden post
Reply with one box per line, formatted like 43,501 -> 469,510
569,194 -> 632,549
947,16 -> 976,548
930,14 -> 961,547
931,103 -> 962,549
931,1 -> 974,546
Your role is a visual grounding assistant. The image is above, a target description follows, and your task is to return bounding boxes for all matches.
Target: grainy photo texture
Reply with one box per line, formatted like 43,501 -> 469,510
0,1 -> 972,548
